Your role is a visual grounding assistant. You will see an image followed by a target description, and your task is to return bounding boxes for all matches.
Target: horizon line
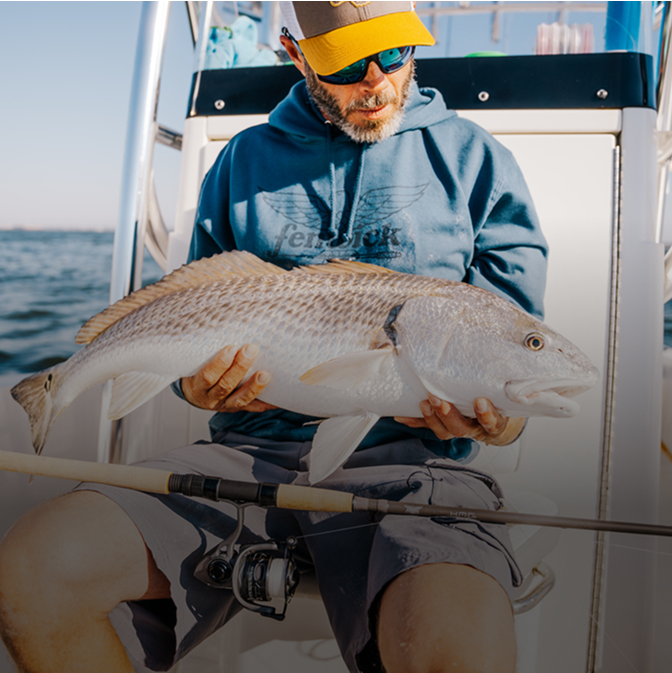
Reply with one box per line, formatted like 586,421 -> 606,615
0,225 -> 117,233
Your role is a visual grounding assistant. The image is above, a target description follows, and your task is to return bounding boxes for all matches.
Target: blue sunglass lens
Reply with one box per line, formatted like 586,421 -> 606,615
320,46 -> 413,84
330,58 -> 368,84
378,47 -> 410,71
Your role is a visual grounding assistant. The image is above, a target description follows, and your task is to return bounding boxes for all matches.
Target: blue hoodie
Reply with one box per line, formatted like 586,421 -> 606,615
184,80 -> 548,460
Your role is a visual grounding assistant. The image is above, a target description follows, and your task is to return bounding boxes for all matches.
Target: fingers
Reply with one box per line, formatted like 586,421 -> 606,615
473,398 -> 508,436
181,344 -> 274,412
208,344 -> 259,398
397,396 -> 518,445
218,370 -> 271,413
421,395 -> 472,441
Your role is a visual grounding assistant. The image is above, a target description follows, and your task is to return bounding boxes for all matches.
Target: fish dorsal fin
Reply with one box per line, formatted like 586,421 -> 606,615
297,259 -> 397,276
76,251 -> 286,344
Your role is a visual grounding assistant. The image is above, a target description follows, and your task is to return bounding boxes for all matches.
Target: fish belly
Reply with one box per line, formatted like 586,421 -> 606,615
256,348 -> 426,419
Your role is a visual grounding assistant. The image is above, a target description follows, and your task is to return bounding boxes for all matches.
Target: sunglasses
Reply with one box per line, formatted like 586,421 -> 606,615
317,46 -> 416,85
282,29 -> 415,85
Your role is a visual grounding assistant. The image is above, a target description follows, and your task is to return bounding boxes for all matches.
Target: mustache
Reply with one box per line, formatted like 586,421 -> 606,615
346,92 -> 398,112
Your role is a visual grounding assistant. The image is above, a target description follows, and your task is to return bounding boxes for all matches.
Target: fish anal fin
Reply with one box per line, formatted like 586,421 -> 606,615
76,251 -> 288,345
299,345 -> 394,389
109,372 -> 174,420
308,411 -> 380,484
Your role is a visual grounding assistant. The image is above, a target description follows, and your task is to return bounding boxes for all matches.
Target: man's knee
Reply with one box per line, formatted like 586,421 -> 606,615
376,563 -> 516,673
0,490 -> 153,619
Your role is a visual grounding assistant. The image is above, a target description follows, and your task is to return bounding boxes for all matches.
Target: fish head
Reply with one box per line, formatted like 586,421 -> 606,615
393,289 -> 599,418
497,326 -> 600,417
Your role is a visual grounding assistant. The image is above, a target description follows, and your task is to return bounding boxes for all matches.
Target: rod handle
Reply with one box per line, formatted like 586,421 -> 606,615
0,450 -> 172,494
276,483 -> 353,512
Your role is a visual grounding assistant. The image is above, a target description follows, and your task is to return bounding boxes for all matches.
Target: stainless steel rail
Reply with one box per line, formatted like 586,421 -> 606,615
157,124 -> 183,151
185,0 -> 200,46
657,2 -> 672,301
513,563 -> 556,615
97,1 -> 172,464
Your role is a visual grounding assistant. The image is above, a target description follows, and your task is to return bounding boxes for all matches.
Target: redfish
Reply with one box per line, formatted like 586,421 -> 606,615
11,251 -> 598,484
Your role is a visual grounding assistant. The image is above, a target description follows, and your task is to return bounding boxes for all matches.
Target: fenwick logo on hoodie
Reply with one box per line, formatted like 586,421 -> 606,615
261,184 -> 428,262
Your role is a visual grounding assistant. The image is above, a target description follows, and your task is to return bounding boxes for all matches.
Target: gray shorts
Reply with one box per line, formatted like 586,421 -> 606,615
76,433 -> 522,673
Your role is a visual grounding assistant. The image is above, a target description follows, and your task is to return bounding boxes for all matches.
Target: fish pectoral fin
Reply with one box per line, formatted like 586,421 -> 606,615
299,345 -> 394,390
109,372 -> 175,420
308,411 -> 380,485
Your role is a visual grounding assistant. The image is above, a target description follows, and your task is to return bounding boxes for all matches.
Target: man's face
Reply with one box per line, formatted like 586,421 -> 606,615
304,58 -> 415,144
278,36 -> 415,144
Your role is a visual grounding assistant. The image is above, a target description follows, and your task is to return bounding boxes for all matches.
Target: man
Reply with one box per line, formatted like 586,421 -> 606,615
0,3 -> 547,672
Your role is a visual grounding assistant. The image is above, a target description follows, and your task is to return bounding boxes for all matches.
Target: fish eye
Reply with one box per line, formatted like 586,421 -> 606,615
524,333 -> 545,351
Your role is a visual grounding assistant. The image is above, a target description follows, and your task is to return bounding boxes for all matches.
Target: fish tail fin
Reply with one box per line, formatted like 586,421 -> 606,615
11,366 -> 65,455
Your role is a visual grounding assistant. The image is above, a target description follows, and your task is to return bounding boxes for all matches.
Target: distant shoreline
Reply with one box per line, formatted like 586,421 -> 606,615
0,226 -> 115,233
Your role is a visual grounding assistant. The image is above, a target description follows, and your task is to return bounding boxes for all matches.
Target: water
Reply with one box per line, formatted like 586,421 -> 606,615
0,230 -> 162,378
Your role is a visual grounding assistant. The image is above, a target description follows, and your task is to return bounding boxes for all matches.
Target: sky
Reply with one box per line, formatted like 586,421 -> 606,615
0,0 -> 612,233
0,1 -> 194,231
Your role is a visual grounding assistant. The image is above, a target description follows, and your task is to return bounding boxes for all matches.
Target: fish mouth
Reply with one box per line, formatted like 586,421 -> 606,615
504,377 -> 597,417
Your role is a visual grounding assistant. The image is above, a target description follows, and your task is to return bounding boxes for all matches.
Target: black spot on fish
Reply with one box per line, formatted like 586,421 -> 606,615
383,304 -> 404,346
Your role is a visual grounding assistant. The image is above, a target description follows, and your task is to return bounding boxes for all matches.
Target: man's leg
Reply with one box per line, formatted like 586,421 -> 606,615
0,490 -> 170,673
377,563 -> 515,673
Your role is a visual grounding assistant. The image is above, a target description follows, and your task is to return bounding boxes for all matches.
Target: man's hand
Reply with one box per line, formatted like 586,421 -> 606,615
181,344 -> 277,413
395,395 -> 525,446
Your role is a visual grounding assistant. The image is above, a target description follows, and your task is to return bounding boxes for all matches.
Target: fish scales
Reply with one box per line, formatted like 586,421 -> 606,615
10,251 -> 599,483
42,270 -> 439,414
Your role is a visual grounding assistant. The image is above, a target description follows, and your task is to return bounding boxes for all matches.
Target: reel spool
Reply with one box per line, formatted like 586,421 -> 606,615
233,541 -> 300,619
193,501 -> 300,620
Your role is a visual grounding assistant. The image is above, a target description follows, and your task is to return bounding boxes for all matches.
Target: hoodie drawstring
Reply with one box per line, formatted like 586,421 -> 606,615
343,145 -> 366,244
326,123 -> 367,244
326,124 -> 339,240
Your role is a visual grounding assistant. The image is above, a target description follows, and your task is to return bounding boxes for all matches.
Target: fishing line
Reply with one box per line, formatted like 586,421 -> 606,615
588,612 -> 640,673
599,540 -> 672,559
288,519 -> 383,542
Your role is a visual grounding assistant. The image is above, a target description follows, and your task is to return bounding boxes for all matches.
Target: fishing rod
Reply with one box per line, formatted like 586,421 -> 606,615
1,448 -> 668,620
0,449 -> 670,539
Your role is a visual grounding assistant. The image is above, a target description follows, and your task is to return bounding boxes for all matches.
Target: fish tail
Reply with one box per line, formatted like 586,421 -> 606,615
11,366 -> 65,455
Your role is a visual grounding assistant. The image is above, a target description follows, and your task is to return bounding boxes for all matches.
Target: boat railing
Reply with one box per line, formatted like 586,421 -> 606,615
98,1 -> 173,463
656,2 -> 672,302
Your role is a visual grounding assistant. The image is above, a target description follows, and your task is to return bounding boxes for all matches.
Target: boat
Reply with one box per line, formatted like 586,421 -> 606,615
1,2 -> 671,671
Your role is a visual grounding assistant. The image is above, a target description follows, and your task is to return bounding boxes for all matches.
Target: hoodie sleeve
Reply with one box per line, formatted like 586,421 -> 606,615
187,145 -> 237,263
463,140 -> 548,320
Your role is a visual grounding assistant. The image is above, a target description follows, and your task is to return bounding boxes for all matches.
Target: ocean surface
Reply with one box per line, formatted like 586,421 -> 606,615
0,230 -> 162,380
1,229 -> 672,381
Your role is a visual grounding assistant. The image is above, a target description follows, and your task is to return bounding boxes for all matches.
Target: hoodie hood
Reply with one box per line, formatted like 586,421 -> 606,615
268,79 -> 456,143
267,79 -> 457,242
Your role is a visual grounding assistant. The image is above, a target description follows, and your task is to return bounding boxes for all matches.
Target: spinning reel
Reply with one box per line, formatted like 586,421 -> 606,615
193,502 -> 300,620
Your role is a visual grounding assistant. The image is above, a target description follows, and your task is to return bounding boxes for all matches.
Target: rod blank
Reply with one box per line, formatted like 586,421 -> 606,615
2,451 -> 672,538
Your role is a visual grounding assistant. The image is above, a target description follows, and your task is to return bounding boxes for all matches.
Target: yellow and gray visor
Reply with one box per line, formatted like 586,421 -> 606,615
279,1 -> 435,77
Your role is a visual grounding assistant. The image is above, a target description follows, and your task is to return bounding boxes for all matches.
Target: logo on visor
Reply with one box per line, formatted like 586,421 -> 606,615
329,1 -> 372,7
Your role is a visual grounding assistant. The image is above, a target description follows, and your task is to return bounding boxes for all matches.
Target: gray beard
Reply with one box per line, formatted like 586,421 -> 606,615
304,60 -> 415,144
